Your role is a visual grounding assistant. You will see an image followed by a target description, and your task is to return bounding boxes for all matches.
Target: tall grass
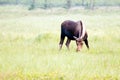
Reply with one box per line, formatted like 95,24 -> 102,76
0,6 -> 120,80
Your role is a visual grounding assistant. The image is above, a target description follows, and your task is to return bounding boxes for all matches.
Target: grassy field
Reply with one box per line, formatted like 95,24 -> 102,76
0,6 -> 120,80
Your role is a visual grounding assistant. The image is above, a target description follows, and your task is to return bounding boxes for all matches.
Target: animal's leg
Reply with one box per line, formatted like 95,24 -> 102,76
59,34 -> 65,50
84,39 -> 89,49
65,38 -> 71,50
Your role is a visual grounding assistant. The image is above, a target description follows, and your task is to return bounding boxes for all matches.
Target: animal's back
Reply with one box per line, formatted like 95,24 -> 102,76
61,20 -> 77,33
61,20 -> 79,40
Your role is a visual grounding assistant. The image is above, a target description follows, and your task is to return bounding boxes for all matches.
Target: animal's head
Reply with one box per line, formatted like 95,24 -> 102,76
73,36 -> 83,51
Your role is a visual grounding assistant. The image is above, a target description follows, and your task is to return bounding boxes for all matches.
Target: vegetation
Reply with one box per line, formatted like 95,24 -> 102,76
0,0 -> 120,9
0,5 -> 120,80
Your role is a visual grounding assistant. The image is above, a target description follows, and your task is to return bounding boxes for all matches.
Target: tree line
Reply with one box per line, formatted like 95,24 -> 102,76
0,0 -> 120,10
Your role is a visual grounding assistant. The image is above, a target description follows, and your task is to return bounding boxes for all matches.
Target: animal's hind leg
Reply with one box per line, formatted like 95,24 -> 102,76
65,38 -> 71,50
59,34 -> 65,50
84,39 -> 89,49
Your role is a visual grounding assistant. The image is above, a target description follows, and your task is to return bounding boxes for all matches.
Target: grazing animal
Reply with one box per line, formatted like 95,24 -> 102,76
59,20 -> 89,51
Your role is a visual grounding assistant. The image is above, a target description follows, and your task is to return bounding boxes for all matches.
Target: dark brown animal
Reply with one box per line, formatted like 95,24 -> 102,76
59,20 -> 89,51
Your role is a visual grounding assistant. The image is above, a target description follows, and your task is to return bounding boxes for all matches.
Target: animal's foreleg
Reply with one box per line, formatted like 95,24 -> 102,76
84,39 -> 89,49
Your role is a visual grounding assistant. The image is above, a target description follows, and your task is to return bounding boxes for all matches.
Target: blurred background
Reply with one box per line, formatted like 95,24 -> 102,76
0,0 -> 120,10
0,0 -> 120,80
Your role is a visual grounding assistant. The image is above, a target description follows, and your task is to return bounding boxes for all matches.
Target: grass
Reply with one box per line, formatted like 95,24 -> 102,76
0,5 -> 120,80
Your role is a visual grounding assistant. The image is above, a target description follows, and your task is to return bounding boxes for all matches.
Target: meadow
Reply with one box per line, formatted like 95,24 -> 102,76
0,5 -> 120,80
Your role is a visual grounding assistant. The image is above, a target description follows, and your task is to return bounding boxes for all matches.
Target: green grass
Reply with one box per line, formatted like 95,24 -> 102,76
0,6 -> 120,80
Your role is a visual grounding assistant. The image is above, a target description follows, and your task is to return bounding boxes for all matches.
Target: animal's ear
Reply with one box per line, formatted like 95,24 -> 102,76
79,38 -> 83,41
73,36 -> 78,40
